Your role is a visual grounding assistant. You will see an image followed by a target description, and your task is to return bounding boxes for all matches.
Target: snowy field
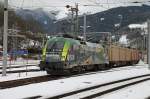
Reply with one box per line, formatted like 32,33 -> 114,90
0,59 -> 45,82
0,71 -> 47,82
0,61 -> 150,99
0,66 -> 40,72
0,58 -> 40,66
96,80 -> 150,99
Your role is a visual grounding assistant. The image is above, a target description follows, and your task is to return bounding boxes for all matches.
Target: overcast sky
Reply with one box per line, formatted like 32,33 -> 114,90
2,0 -> 150,19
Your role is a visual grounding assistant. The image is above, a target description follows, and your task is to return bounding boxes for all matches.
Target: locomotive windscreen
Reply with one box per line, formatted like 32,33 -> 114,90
47,41 -> 64,52
45,39 -> 65,62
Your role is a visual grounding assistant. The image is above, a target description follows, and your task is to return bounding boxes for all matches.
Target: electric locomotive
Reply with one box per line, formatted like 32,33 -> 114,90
39,34 -> 140,75
39,35 -> 108,75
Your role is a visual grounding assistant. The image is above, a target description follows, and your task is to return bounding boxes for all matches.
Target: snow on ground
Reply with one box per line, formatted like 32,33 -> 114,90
0,64 -> 38,68
0,64 -> 149,99
0,59 -> 45,82
137,59 -> 145,65
96,80 -> 150,99
0,71 -> 47,82
0,58 -> 40,66
0,65 -> 40,72
0,59 -> 144,81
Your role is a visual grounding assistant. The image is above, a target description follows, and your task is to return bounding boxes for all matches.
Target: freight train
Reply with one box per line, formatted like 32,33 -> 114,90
39,34 -> 140,75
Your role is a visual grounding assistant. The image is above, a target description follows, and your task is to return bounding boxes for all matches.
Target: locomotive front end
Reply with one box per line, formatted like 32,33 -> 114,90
39,37 -> 70,75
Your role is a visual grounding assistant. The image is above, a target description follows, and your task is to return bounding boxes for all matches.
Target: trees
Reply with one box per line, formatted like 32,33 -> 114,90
0,2 -> 45,51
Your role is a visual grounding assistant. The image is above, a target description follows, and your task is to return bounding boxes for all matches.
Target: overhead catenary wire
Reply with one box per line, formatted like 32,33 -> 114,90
20,0 -> 24,9
7,0 -> 150,10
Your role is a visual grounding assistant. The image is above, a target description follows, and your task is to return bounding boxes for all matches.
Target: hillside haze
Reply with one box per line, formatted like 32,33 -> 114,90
15,4 -> 150,34
15,8 -> 57,33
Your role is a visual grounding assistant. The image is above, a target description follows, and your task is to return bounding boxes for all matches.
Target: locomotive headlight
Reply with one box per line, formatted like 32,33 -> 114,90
61,56 -> 66,61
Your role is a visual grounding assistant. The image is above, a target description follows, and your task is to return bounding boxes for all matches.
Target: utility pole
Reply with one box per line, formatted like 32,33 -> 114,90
75,3 -> 79,35
66,3 -> 79,36
147,19 -> 150,69
83,13 -> 87,41
71,9 -> 74,33
2,0 -> 8,76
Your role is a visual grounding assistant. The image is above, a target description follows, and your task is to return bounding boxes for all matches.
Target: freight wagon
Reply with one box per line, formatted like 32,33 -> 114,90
109,45 -> 139,66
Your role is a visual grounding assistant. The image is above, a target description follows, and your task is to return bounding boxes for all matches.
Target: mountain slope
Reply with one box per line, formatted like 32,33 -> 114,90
14,5 -> 150,34
15,8 -> 57,33
55,4 -> 150,34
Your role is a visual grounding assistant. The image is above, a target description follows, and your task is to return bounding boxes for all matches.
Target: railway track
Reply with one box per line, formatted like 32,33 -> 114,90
147,96 -> 150,99
0,64 -> 40,74
0,64 -> 38,69
44,74 -> 150,99
71,65 -> 146,78
0,69 -> 41,74
0,66 -> 147,89
0,75 -> 60,89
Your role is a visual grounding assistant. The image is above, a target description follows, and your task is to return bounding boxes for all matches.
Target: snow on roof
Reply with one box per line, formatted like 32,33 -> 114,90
119,35 -> 128,45
128,23 -> 147,29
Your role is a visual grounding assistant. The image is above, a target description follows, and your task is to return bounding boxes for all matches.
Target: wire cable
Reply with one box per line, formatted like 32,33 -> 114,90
7,0 -> 150,11
21,0 -> 24,8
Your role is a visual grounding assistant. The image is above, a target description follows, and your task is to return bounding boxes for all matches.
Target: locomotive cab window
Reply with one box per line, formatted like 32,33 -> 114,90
47,41 -> 64,52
